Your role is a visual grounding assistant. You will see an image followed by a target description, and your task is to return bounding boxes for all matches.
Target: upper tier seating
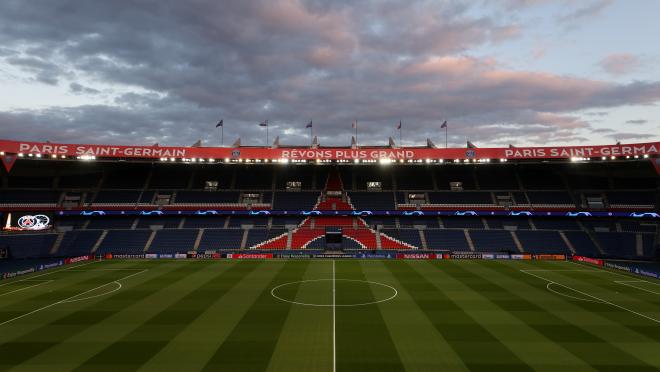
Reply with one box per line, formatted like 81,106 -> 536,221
525,191 -> 574,206
394,167 -> 434,190
93,190 -> 141,204
348,192 -> 395,210
428,192 -> 493,205
174,191 -> 240,204
272,192 -> 319,210
0,190 -> 60,205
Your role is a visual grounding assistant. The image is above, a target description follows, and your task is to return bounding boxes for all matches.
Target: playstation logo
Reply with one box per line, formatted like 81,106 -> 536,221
231,149 -> 241,158
465,150 -> 475,159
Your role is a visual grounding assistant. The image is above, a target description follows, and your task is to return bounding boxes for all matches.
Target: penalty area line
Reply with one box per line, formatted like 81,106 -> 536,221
0,269 -> 147,327
520,269 -> 660,324
0,280 -> 53,298
615,281 -> 660,295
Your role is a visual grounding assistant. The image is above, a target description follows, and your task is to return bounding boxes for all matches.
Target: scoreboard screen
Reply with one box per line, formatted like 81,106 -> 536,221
2,212 -> 53,232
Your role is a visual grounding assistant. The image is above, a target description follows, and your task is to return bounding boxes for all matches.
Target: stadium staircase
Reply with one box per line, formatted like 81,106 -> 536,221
252,169 -> 416,250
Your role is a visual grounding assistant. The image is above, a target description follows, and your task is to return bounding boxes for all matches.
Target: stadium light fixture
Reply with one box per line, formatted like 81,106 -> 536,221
610,156 -> 616,160
634,155 -> 639,159
35,154 -> 42,158
18,153 -> 24,157
379,158 -> 392,165
625,156 -> 630,159
60,155 -> 66,159
28,153 -> 34,157
279,158 -> 289,164
51,154 -> 57,159
0,151 -> 4,155
643,154 -> 649,158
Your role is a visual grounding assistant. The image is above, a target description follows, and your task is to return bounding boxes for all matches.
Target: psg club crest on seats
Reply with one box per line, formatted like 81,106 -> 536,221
231,149 -> 241,158
465,150 -> 475,159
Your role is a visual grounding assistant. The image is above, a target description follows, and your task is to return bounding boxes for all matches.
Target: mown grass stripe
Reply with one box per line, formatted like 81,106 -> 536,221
359,260 -> 470,371
333,260 -> 405,372
139,261 -> 288,372
439,260 -> 657,370
515,260 -> 660,344
265,260 -> 333,372
0,263 -> 141,322
485,261 -> 660,368
201,260 -> 310,372
384,260 -> 533,372
71,261 -> 261,371
0,261 -> 197,370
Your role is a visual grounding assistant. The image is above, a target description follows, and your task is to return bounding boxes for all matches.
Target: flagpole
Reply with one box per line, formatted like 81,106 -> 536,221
221,125 -> 224,147
445,125 -> 447,148
267,124 -> 269,145
355,120 -> 358,146
399,120 -> 402,147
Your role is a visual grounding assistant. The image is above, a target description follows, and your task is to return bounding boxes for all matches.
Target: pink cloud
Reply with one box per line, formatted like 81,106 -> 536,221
600,54 -> 641,75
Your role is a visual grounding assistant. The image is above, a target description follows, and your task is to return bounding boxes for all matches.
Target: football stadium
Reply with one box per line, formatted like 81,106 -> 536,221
0,138 -> 658,371
2,1 -> 660,371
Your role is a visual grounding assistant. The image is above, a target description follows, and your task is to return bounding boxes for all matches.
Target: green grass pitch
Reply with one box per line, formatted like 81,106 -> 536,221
1,259 -> 659,371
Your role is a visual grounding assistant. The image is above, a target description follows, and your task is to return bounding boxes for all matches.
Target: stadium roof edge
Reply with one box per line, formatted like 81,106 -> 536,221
0,138 -> 658,162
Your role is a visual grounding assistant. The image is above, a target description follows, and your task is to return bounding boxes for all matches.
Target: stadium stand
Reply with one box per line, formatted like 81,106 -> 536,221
0,149 -> 657,258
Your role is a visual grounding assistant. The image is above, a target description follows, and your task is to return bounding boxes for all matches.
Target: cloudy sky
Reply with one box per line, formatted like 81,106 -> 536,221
0,0 -> 659,148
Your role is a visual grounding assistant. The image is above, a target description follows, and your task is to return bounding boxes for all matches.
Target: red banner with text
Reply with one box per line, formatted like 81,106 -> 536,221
1,139 -> 657,161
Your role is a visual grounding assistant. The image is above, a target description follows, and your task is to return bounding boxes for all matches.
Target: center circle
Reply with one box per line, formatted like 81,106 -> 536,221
271,279 -> 398,307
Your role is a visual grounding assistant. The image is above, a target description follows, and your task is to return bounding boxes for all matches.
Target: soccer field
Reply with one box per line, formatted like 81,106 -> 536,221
1,259 -> 659,371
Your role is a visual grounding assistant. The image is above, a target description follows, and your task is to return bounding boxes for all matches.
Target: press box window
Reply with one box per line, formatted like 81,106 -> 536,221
286,181 -> 302,191
241,193 -> 261,204
367,182 -> 382,191
204,181 -> 219,191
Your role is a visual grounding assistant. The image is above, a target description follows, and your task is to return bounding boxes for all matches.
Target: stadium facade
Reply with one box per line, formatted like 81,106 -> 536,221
0,138 -> 658,262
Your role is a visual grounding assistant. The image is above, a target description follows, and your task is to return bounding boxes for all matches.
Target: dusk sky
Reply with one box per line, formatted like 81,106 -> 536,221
1,0 -> 659,148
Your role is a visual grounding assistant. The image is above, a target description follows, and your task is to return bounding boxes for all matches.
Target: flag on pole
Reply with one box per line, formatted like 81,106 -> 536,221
440,120 -> 447,128
216,119 -> 223,128
306,121 -> 313,128
259,120 -> 268,127
352,121 -> 357,129
397,120 -> 402,130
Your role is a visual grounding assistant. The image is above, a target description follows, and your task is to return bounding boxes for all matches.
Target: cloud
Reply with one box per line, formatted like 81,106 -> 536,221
0,0 -> 657,148
605,132 -> 655,141
625,119 -> 647,125
600,54 -> 641,75
559,0 -> 613,24
69,82 -> 100,95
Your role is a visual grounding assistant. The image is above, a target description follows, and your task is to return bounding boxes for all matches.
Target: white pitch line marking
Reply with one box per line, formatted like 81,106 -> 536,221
0,269 -> 147,327
333,260 -> 336,372
0,280 -> 53,298
545,282 -> 600,303
520,269 -> 660,324
615,281 -> 660,295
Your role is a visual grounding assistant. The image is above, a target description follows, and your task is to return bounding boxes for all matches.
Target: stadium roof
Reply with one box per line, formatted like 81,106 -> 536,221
1,138 -> 658,163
